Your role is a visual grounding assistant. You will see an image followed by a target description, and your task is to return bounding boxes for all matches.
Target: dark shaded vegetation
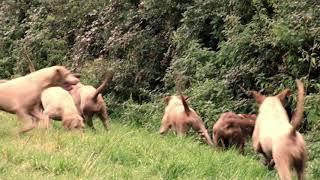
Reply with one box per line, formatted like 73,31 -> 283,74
0,0 -> 320,178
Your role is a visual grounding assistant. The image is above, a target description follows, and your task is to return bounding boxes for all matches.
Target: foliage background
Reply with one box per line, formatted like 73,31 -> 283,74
0,0 -> 320,177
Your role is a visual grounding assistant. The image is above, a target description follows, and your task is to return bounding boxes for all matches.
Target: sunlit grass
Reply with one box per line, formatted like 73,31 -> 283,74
0,112 -> 289,179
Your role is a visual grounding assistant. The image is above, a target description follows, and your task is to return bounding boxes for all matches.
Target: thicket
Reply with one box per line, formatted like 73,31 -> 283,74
0,0 -> 320,177
1,0 -> 319,128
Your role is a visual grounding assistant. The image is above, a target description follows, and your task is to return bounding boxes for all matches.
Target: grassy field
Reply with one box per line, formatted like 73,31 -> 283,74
1,112 -> 317,179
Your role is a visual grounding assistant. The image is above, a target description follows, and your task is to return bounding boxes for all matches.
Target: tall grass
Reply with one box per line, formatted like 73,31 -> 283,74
0,112 -> 310,179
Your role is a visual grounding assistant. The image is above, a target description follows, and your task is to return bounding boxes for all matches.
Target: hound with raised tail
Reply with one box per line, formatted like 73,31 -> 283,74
69,71 -> 114,130
251,80 -> 307,180
159,95 -> 214,146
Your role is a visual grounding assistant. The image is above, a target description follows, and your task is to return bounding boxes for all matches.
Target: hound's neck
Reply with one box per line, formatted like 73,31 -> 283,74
28,72 -> 55,89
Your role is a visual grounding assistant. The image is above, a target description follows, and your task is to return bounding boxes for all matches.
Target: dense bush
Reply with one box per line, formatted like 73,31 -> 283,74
0,0 -> 319,130
1,0 -> 320,177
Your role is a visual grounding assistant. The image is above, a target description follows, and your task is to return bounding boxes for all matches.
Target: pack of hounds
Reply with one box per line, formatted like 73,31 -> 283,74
0,66 -> 307,180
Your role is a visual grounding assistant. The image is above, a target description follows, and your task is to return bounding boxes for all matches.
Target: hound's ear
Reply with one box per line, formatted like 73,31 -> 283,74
164,96 -> 171,105
237,114 -> 245,118
74,73 -> 81,78
226,122 -> 234,129
55,68 -> 62,76
277,89 -> 291,104
250,90 -> 266,105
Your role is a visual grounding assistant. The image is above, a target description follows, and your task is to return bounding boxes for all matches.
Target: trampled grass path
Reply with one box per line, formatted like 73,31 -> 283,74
0,112 -> 277,179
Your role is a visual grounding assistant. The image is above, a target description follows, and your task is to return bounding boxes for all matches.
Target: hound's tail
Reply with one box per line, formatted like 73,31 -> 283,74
92,70 -> 114,101
181,95 -> 191,116
290,80 -> 304,135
